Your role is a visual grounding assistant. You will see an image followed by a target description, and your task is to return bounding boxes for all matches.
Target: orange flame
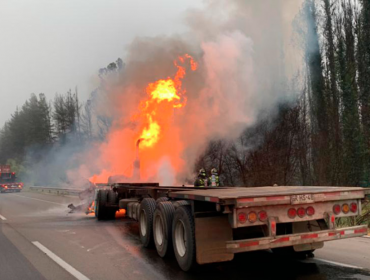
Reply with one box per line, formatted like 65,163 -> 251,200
90,54 -> 197,183
137,54 -> 197,149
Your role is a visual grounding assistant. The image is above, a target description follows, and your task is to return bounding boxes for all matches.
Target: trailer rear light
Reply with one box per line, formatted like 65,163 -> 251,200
288,208 -> 296,219
258,211 -> 268,222
342,204 -> 349,214
333,204 -> 341,215
297,207 -> 306,218
238,212 -> 247,224
270,218 -> 277,237
350,203 -> 357,213
248,211 -> 257,223
306,206 -> 315,216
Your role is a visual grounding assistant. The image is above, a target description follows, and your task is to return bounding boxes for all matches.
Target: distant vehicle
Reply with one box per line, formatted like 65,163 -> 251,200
0,165 -> 23,193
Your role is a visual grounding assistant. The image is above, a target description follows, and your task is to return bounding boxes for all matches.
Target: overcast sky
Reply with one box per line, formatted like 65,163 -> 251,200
0,0 -> 202,125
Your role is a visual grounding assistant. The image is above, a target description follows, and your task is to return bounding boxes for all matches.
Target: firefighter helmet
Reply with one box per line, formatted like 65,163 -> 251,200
211,168 -> 218,175
199,168 -> 206,176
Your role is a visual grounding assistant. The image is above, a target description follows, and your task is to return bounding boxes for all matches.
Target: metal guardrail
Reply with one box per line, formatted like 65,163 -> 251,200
29,186 -> 84,196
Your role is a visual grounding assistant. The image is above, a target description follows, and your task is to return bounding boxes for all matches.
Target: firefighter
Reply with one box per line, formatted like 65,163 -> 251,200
194,168 -> 208,187
208,168 -> 220,187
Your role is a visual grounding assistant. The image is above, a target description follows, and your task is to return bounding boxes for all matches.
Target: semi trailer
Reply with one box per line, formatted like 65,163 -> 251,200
93,183 -> 370,271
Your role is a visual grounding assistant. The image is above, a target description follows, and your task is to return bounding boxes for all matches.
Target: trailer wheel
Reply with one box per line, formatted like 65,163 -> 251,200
139,198 -> 156,247
153,201 -> 175,257
136,202 -> 141,221
108,190 -> 118,205
107,208 -> 117,220
96,190 -> 108,220
173,200 -> 189,208
156,197 -> 169,205
172,206 -> 196,271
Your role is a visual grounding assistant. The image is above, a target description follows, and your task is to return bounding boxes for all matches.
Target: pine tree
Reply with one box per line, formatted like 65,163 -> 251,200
304,0 -> 330,185
323,0 -> 342,185
357,0 -> 370,183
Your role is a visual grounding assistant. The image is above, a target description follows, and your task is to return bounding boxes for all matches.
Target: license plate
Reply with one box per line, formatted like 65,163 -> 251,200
291,194 -> 314,204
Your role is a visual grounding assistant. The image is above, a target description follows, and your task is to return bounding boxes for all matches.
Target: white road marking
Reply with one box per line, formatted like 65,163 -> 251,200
314,258 -> 364,270
0,214 -> 7,220
32,241 -> 90,280
12,194 -> 65,206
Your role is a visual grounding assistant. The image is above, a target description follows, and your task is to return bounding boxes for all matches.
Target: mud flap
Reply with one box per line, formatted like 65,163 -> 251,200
195,216 -> 234,265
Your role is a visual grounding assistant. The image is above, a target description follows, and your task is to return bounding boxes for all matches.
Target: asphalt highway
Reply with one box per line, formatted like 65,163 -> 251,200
0,191 -> 369,280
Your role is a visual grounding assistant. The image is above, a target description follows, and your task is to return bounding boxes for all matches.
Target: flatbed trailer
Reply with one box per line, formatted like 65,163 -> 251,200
94,183 -> 370,271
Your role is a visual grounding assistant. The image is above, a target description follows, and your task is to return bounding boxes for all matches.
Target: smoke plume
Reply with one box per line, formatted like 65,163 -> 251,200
68,0 -> 304,186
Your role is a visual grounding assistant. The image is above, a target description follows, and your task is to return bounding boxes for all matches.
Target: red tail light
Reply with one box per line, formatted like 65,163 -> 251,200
297,207 -> 306,218
258,211 -> 268,222
306,206 -> 315,216
238,212 -> 247,224
288,208 -> 296,218
333,204 -> 341,215
350,203 -> 357,213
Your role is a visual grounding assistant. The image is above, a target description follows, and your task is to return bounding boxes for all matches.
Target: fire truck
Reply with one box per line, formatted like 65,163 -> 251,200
92,182 -> 370,271
0,165 -> 23,193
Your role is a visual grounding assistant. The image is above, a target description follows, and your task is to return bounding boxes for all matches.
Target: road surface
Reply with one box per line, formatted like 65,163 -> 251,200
0,191 -> 369,280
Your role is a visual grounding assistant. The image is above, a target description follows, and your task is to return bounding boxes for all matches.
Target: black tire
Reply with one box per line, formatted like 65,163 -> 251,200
153,201 -> 176,257
106,190 -> 118,220
132,203 -> 139,220
97,190 -> 108,220
173,200 -> 189,208
172,206 -> 196,271
108,190 -> 118,205
106,207 -> 117,220
156,197 -> 169,205
139,198 -> 156,247
136,202 -> 141,221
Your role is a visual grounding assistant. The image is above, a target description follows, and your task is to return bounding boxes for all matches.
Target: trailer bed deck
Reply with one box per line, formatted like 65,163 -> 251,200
111,183 -> 367,206
168,186 -> 366,206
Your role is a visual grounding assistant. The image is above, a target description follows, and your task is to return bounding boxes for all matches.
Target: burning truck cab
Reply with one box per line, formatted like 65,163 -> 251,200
0,165 -> 23,193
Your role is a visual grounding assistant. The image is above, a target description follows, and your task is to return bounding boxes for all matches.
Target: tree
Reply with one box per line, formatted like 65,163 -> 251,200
337,1 -> 364,185
304,0 -> 330,185
52,89 -> 81,142
323,0 -> 342,185
357,0 -> 370,183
